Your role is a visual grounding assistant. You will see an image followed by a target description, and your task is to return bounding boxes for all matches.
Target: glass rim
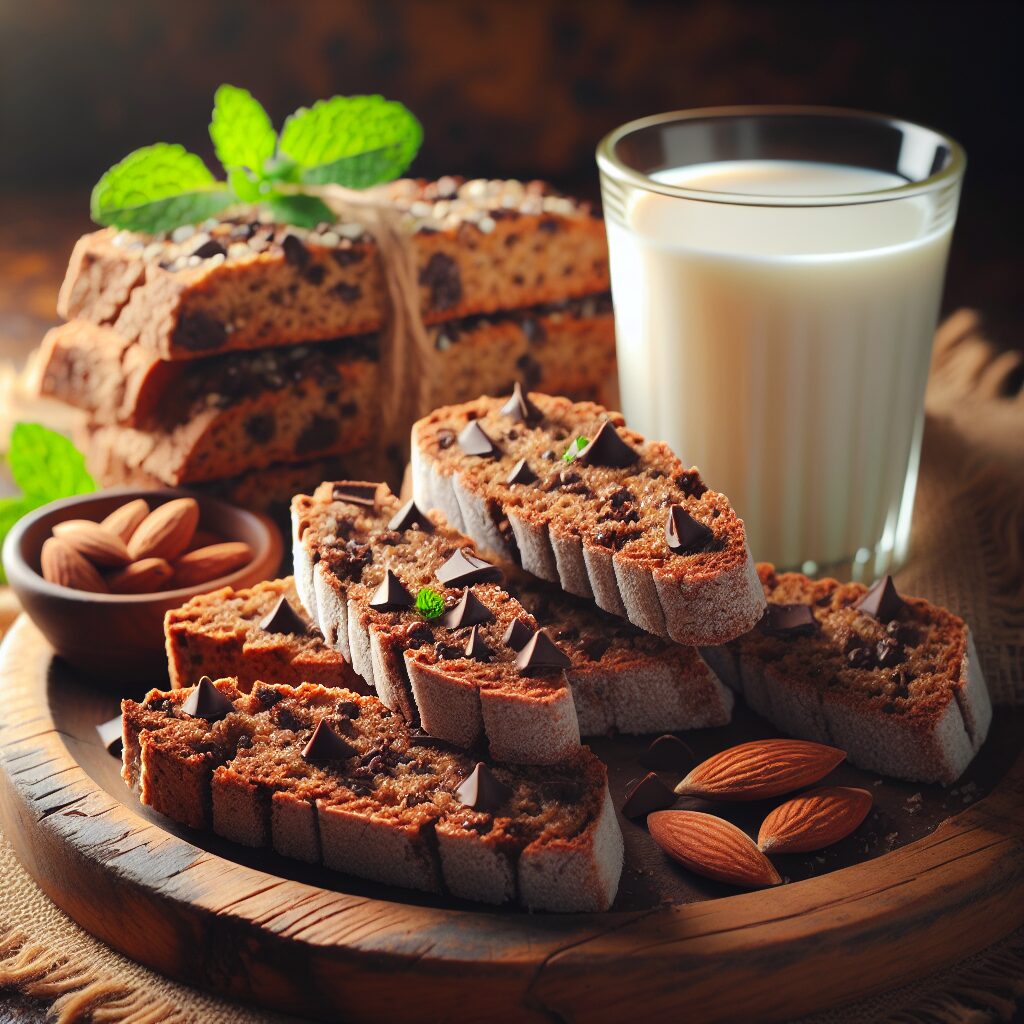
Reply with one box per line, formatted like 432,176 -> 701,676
596,105 -> 966,208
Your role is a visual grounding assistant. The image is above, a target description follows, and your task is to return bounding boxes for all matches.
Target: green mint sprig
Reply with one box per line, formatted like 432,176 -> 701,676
0,424 -> 96,583
562,437 -> 589,462
415,587 -> 446,621
91,85 -> 423,233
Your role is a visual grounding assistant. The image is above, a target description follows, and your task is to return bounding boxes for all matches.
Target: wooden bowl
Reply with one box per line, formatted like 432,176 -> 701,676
2,487 -> 283,683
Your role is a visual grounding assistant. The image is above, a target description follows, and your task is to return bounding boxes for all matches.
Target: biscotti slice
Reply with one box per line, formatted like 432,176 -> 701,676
58,178 -> 608,360
164,576 -> 364,693
411,390 -> 764,646
507,571 -> 733,736
700,567 -> 992,783
38,297 -> 614,428
292,481 -> 581,764
123,679 -> 623,911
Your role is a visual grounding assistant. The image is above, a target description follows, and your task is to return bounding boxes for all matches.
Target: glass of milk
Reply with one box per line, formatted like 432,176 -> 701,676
597,106 -> 964,578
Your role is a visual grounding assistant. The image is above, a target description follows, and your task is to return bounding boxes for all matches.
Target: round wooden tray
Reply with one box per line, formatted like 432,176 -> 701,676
1,615 -> 1022,1023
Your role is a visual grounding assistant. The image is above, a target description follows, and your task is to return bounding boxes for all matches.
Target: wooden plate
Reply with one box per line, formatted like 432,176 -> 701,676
1,615 -> 1022,1023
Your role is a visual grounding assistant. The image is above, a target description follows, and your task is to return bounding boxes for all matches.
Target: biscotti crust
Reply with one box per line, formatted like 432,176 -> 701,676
411,391 -> 765,646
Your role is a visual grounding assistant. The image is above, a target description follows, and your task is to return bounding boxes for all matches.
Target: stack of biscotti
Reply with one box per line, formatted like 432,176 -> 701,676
122,677 -> 623,911
36,178 -> 615,509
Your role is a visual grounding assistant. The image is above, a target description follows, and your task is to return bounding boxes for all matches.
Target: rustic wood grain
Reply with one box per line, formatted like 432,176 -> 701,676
0,615 -> 1022,1023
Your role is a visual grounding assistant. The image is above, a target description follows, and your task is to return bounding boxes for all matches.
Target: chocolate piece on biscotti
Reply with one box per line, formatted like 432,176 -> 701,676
442,588 -> 495,629
181,676 -> 235,721
456,762 -> 512,813
388,499 -> 434,533
436,548 -> 503,587
856,575 -> 905,624
369,570 -> 415,611
259,596 -> 310,636
302,720 -> 359,763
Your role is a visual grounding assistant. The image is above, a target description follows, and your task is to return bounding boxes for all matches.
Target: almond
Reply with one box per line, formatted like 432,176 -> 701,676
648,810 -> 782,889
40,537 -> 109,593
52,519 -> 131,567
100,498 -> 150,543
127,498 -> 199,561
171,542 -> 252,588
758,786 -> 873,854
106,558 -> 174,595
675,739 -> 845,801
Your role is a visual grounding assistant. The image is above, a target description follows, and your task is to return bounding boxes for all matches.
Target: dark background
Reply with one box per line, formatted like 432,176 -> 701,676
0,0 -> 1021,349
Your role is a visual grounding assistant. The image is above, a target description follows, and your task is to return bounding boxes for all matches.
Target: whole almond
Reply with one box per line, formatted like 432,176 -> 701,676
127,498 -> 199,561
40,537 -> 109,593
106,558 -> 174,595
758,787 -> 873,854
101,498 -> 150,543
52,519 -> 131,567
171,542 -> 252,588
648,810 -> 782,889
675,739 -> 845,801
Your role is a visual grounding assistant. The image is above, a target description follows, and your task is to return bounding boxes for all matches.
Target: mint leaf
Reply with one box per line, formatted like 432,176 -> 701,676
562,437 -> 589,462
0,498 -> 31,584
265,193 -> 334,229
279,95 -> 422,188
91,143 -> 234,233
415,587 -> 446,621
210,84 -> 276,173
7,423 -> 95,501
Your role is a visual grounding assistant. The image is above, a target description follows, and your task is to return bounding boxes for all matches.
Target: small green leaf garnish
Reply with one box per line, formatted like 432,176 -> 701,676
562,437 -> 589,462
415,587 -> 446,621
0,424 -> 96,583
90,86 -> 422,233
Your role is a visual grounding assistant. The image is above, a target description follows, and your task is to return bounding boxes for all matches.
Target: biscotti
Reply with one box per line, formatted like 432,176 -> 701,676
292,480 -> 582,764
700,567 -> 992,783
59,178 -> 609,360
411,390 -> 764,645
165,576 -> 363,693
122,678 -> 623,911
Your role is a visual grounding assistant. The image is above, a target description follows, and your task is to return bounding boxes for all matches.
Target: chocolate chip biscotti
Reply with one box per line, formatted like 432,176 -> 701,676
59,178 -> 609,361
122,677 -> 623,911
700,567 -> 992,783
411,389 -> 764,646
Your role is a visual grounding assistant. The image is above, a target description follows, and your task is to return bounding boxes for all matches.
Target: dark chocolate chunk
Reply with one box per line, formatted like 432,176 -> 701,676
304,264 -> 326,286
856,576 -> 906,624
456,762 -> 512,813
192,239 -> 227,260
503,618 -> 533,651
253,682 -> 284,708
500,382 -> 542,424
515,629 -> 571,673
407,727 -> 457,750
332,482 -> 379,507
442,587 -> 495,629
457,420 -> 499,458
281,233 -> 310,268
875,638 -> 905,668
181,676 -> 234,721
244,413 -> 276,443
331,281 -> 362,303
665,505 -> 714,555
641,734 -> 694,772
463,625 -> 493,663
506,458 -> 537,485
581,636 -> 612,661
96,715 -> 123,757
388,499 -> 434,533
762,603 -> 818,638
331,248 -> 365,267
436,548 -> 503,587
302,720 -> 358,762
418,252 -> 463,311
575,420 -> 638,468
437,428 -> 456,450
335,699 -> 361,718
258,595 -> 308,636
295,415 -> 339,456
172,311 -> 227,353
622,773 -> 677,818
847,645 -> 875,669
369,569 -> 415,611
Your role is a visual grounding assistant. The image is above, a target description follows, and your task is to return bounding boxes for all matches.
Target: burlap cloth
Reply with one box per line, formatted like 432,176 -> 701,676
0,311 -> 1021,1023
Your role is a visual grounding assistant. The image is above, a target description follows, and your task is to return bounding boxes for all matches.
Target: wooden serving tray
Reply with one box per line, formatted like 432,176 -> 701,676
1,615 -> 1022,1023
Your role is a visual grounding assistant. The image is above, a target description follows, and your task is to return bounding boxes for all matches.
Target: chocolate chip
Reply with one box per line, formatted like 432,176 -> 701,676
886,620 -> 919,645
304,264 -> 326,286
419,252 -> 463,311
437,429 -> 456,450
369,569 -> 415,611
96,716 -> 123,757
173,311 -> 227,353
761,604 -> 818,638
608,487 -> 633,509
192,239 -> 226,260
875,638 -> 905,668
181,676 -> 234,721
407,728 -> 457,750
622,773 -> 676,818
335,699 -> 361,719
388,499 -> 434,533
436,548 -> 503,587
258,595 -> 308,636
506,458 -> 537,485
436,643 -> 464,660
575,420 -> 638,468
457,420 -> 499,457
331,248 -> 364,267
456,762 -> 511,813
332,482 -> 379,506
331,281 -> 362,303
515,628 -> 571,673
281,234 -> 310,269
581,636 -> 612,661
500,382 -> 542,424
665,504 -> 715,555
847,646 -> 875,669
538,218 -> 559,233
463,625 -> 493,662
674,472 -> 707,499
641,734 -> 694,772
856,576 -> 905,624
253,683 -> 283,708
302,720 -> 358,763
442,588 -> 495,629
503,618 -> 533,651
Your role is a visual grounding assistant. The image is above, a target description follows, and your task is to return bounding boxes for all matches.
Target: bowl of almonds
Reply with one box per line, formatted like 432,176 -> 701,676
2,488 -> 282,681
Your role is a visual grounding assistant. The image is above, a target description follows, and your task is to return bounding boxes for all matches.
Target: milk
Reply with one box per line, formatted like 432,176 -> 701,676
605,160 -> 954,572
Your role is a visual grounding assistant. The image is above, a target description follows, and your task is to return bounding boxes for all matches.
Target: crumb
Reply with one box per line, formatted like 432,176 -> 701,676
904,793 -> 923,816
884,832 -> 899,850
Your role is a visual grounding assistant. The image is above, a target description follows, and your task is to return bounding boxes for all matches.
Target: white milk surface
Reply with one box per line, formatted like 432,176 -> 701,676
608,160 -> 951,569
